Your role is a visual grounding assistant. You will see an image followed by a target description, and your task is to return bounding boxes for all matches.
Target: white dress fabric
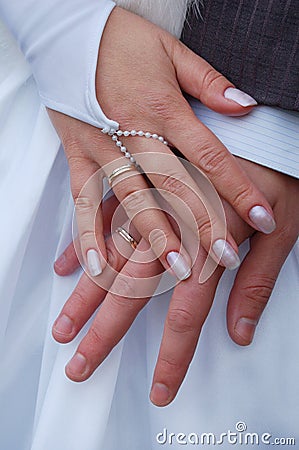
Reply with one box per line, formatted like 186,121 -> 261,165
0,22 -> 299,450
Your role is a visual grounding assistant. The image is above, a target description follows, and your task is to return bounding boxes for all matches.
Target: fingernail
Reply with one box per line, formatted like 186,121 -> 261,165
249,206 -> 276,234
53,314 -> 74,336
212,239 -> 240,270
235,317 -> 257,343
150,383 -> 171,406
66,353 -> 88,377
224,87 -> 257,107
54,253 -> 66,270
87,249 -> 102,276
166,251 -> 191,281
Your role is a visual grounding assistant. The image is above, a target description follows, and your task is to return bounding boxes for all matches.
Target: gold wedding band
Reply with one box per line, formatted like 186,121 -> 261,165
107,164 -> 137,186
116,227 -> 138,250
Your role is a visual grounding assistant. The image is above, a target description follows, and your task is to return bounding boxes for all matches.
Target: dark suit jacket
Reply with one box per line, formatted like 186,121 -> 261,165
182,0 -> 299,111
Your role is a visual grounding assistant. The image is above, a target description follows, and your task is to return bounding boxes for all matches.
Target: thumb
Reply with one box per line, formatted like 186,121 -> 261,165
172,40 -> 257,116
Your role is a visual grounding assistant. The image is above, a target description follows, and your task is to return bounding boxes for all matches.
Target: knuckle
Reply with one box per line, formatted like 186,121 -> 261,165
88,325 -> 104,346
240,275 -> 276,308
197,143 -> 228,175
166,307 -> 196,334
146,91 -> 179,123
75,196 -> 96,213
79,229 -> 95,244
160,173 -> 188,197
196,215 -> 217,241
112,275 -> 136,300
232,183 -> 255,209
201,68 -> 224,91
149,228 -> 171,255
62,137 -> 81,157
159,354 -> 186,373
106,244 -> 121,270
122,189 -> 149,216
71,289 -> 90,310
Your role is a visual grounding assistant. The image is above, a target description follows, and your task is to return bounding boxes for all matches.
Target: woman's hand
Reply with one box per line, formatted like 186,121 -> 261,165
48,7 -> 276,280
53,159 -> 299,405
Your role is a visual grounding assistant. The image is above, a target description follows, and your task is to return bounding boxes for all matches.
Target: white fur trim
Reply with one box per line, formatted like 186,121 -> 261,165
115,0 -> 199,37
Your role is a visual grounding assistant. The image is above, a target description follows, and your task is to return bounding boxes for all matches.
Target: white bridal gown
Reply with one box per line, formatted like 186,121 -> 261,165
0,20 -> 299,450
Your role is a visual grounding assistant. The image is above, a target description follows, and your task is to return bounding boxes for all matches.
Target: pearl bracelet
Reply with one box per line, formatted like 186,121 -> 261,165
101,127 -> 168,168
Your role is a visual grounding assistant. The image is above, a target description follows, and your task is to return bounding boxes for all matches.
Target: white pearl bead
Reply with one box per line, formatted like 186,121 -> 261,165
152,134 -> 158,139
112,135 -> 117,141
110,129 -> 116,134
121,146 -> 126,152
145,132 -> 151,138
116,130 -> 123,136
125,152 -> 131,158
116,141 -> 122,147
101,127 -> 110,134
130,156 -> 135,163
138,131 -> 144,136
131,130 -> 137,136
158,136 -> 164,142
164,141 -> 168,145
124,131 -> 130,136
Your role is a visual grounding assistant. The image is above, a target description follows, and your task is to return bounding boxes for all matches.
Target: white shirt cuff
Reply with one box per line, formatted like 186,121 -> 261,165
0,0 -> 118,131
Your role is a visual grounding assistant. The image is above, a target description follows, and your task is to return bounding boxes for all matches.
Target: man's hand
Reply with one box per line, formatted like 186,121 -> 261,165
53,159 -> 298,407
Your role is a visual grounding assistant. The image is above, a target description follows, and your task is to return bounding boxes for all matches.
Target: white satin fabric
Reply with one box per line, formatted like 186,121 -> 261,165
0,22 -> 299,450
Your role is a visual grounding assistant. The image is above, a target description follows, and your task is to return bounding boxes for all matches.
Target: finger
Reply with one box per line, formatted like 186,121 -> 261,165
54,240 -> 80,276
227,227 -> 299,346
65,239 -> 163,382
52,220 -> 141,343
162,99 -> 276,237
137,147 -> 240,270
100,156 -> 193,280
157,40 -> 277,235
69,156 -> 107,277
150,251 -> 224,406
150,201 -> 253,406
172,38 -> 257,115
54,195 -> 120,276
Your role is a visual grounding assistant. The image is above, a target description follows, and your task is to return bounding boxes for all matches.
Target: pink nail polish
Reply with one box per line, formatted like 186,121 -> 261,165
166,251 -> 191,281
249,206 -> 276,234
212,239 -> 240,270
224,87 -> 257,107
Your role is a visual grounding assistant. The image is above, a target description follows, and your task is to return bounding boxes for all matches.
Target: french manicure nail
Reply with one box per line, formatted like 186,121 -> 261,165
235,317 -> 257,343
212,239 -> 240,270
166,251 -> 191,281
249,206 -> 276,234
66,353 -> 88,377
53,314 -> 74,336
150,383 -> 171,406
87,249 -> 102,276
224,87 -> 257,107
